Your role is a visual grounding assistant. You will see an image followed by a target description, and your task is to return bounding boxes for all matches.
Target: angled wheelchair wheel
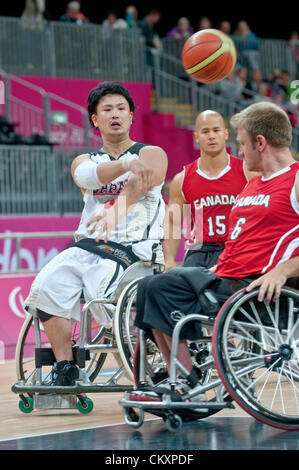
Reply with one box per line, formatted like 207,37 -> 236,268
213,287 -> 299,431
114,278 -> 142,382
15,313 -> 112,386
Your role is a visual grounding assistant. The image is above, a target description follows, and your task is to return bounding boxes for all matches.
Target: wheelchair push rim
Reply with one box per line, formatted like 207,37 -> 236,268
213,286 -> 299,431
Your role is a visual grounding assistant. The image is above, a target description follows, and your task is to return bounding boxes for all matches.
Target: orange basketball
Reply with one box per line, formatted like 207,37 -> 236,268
181,29 -> 237,83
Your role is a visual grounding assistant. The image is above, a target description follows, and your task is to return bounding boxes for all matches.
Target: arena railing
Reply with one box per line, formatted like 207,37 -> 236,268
0,17 -> 149,82
0,69 -> 101,148
0,16 -> 297,82
0,145 -> 86,215
160,36 -> 298,80
0,231 -> 75,274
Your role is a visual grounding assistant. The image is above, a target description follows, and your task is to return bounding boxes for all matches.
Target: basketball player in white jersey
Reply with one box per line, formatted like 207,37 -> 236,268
24,81 -> 168,386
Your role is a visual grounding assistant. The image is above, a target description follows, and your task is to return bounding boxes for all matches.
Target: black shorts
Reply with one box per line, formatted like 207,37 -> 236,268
134,270 -> 247,341
183,243 -> 225,269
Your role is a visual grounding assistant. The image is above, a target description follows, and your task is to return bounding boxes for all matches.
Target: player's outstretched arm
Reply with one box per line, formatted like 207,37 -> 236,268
87,146 -> 168,241
162,172 -> 185,272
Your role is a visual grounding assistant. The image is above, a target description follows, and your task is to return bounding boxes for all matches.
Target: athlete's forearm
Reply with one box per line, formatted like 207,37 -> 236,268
274,255 -> 299,279
95,160 -> 130,185
162,239 -> 181,263
246,255 -> 299,303
162,212 -> 182,268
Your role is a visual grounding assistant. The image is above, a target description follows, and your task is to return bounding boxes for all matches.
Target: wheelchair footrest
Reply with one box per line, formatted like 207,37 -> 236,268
34,394 -> 78,410
12,382 -> 134,394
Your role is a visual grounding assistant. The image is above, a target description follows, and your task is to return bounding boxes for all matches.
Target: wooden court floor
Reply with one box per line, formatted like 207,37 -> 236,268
0,356 -> 251,442
1,356 -> 299,453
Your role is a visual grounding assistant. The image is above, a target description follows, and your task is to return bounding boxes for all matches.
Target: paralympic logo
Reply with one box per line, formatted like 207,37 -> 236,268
290,80 -> 299,105
8,286 -> 27,319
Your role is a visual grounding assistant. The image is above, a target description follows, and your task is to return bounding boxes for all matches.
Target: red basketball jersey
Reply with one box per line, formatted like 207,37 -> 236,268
181,155 -> 248,248
215,161 -> 299,279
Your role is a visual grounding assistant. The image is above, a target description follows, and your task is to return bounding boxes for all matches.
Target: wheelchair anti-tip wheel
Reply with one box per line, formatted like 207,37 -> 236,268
213,286 -> 299,431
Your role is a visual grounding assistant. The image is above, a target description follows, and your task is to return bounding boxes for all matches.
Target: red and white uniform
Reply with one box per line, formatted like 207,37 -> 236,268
215,161 -> 299,279
181,155 -> 248,249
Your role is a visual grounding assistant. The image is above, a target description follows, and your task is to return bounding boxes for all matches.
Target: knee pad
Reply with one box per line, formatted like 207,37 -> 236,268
36,308 -> 53,322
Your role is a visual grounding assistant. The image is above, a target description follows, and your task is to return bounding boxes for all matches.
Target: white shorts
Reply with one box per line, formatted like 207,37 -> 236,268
24,247 -> 125,328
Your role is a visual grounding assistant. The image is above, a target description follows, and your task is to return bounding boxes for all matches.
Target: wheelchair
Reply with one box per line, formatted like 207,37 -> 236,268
11,260 -> 162,414
120,285 -> 299,432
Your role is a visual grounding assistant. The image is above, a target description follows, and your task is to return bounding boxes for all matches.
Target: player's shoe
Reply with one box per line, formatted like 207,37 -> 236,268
51,360 -> 79,386
129,376 -> 208,410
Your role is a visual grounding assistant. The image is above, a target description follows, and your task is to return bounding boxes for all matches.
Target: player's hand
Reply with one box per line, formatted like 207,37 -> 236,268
129,160 -> 155,193
87,208 -> 115,242
245,269 -> 287,304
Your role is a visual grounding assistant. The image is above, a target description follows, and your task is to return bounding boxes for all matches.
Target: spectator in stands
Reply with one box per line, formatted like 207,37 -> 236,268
233,20 -> 260,71
167,17 -> 194,41
252,82 -> 271,102
74,1 -> 89,23
237,67 -> 248,87
197,16 -> 212,30
246,68 -> 265,94
59,1 -> 88,24
139,8 -> 161,68
102,11 -> 128,30
219,70 -> 244,103
125,5 -> 140,29
273,90 -> 298,127
267,68 -> 285,98
139,9 -> 161,49
219,20 -> 232,35
21,0 -> 45,20
237,67 -> 255,103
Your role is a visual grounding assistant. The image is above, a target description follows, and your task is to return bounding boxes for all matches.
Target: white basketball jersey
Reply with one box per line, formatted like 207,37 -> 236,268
74,143 -> 165,264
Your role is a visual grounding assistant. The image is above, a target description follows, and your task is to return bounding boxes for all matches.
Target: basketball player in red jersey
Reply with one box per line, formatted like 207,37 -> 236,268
132,101 -> 299,401
163,110 -> 255,272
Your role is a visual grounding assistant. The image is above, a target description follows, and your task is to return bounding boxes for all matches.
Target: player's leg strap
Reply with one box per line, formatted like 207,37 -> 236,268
71,238 -> 140,270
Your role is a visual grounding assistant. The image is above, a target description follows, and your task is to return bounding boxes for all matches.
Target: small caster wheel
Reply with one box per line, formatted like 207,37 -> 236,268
166,414 -> 183,433
77,397 -> 93,414
19,397 -> 34,414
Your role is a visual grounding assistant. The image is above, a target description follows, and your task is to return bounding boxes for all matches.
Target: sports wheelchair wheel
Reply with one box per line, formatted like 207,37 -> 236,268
15,313 -> 112,387
213,287 -> 299,431
114,278 -> 142,381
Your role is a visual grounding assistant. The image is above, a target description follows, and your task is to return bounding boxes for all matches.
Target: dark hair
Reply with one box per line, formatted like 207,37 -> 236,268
87,81 -> 136,126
